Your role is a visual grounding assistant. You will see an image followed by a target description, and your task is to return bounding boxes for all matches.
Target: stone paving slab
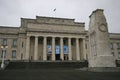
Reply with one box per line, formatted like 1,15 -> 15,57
0,69 -> 120,80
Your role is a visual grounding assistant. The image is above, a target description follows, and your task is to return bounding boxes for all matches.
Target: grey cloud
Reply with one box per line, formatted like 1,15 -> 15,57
0,0 -> 120,33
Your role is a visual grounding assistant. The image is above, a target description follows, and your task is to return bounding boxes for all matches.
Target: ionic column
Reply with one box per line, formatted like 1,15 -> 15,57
76,38 -> 80,60
83,38 -> 86,60
52,37 -> 55,61
26,36 -> 30,60
34,36 -> 38,60
60,37 -> 64,60
43,37 -> 47,60
68,38 -> 72,60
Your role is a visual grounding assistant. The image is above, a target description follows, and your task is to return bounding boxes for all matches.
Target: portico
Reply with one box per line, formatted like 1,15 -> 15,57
26,35 -> 85,61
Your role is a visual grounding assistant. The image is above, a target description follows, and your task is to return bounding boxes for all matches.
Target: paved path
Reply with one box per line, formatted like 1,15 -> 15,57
0,69 -> 120,80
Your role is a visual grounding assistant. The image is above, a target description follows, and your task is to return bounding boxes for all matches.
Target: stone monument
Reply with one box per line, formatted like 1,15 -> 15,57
88,9 -> 116,68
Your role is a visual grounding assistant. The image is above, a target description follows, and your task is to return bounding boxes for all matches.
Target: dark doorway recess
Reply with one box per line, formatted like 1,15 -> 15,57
56,54 -> 60,60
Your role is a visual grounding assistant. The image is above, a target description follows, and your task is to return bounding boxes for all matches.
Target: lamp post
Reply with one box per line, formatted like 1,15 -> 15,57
1,45 -> 8,69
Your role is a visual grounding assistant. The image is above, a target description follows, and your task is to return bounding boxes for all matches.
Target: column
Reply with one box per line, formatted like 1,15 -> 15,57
114,43 -> 118,59
60,37 -> 64,60
83,38 -> 86,60
76,38 -> 80,60
52,37 -> 55,61
43,37 -> 47,60
26,36 -> 30,60
68,38 -> 72,60
34,36 -> 38,60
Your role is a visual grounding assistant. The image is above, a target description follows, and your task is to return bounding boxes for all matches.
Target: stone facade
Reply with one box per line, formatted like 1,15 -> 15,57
0,9 -> 120,67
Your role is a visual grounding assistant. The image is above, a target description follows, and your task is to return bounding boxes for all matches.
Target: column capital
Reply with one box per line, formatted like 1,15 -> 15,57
68,37 -> 72,39
82,37 -> 86,39
35,35 -> 38,38
52,36 -> 56,38
27,36 -> 30,38
43,36 -> 47,38
60,37 -> 64,39
76,37 -> 80,39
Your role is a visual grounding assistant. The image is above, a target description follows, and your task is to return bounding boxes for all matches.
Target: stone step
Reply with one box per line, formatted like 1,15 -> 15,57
6,61 -> 88,69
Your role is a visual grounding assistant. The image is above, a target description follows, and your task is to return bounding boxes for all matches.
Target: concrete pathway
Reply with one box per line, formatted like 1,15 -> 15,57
0,69 -> 120,80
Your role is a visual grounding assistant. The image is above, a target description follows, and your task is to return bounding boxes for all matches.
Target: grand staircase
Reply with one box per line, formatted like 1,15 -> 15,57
1,61 -> 120,80
6,60 -> 88,69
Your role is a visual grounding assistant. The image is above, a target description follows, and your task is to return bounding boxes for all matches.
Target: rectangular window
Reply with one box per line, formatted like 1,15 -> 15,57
110,43 -> 113,49
22,42 -> 24,48
118,52 -> 120,58
12,50 -> 16,58
21,53 -> 23,60
63,39 -> 66,45
13,39 -> 17,46
111,52 -> 114,56
117,43 -> 120,49
1,50 -> 6,58
3,39 -> 7,45
85,44 -> 87,49
47,40 -> 51,45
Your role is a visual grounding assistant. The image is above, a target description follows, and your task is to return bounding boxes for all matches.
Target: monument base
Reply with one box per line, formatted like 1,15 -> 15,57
88,67 -> 120,72
89,55 -> 116,67
79,67 -> 120,72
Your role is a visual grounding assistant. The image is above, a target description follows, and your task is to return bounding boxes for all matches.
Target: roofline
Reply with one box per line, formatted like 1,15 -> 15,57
0,26 -> 19,29
109,33 -> 120,35
36,16 -> 75,20
21,18 -> 35,20
74,22 -> 85,24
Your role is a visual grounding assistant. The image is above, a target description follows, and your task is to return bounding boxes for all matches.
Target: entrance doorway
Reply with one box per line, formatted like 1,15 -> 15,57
55,45 -> 60,60
56,54 -> 60,60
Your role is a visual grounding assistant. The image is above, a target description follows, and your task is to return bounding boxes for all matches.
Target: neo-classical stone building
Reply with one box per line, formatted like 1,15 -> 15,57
0,9 -> 120,67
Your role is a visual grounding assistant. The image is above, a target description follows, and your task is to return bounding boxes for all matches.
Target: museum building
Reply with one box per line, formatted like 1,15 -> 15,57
0,9 -> 120,64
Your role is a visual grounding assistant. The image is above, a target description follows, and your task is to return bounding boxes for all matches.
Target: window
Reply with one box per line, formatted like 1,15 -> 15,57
63,39 -> 67,45
21,53 -> 23,60
56,39 -> 59,44
117,43 -> 120,49
118,52 -> 120,58
110,43 -> 113,49
12,50 -> 16,58
71,40 -> 75,46
3,39 -> 7,45
22,42 -> 24,48
85,44 -> 87,49
111,52 -> 114,56
13,39 -> 17,46
47,40 -> 51,45
1,50 -> 6,58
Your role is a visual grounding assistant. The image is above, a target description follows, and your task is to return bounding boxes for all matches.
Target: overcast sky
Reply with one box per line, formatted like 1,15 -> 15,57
0,0 -> 120,33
